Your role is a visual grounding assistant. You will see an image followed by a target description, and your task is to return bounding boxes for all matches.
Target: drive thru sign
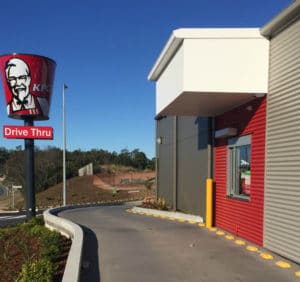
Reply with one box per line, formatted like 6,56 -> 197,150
3,125 -> 53,140
0,53 -> 56,220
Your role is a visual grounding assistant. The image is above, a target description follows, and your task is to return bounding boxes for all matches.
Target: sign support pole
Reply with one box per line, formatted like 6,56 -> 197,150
24,118 -> 36,219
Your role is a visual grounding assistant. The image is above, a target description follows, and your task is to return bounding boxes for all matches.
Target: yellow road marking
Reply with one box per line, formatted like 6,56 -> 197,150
189,221 -> 197,224
235,240 -> 246,246
128,209 -> 298,275
225,235 -> 235,240
260,253 -> 273,260
246,246 -> 258,252
276,261 -> 291,269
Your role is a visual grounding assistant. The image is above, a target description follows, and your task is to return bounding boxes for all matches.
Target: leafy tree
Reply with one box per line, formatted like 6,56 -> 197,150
0,147 -> 9,176
35,147 -> 63,192
147,157 -> 155,170
117,149 -> 132,167
131,149 -> 148,170
2,146 -> 154,193
4,149 -> 25,191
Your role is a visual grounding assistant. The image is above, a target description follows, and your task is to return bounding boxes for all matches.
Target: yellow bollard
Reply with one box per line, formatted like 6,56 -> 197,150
206,178 -> 213,228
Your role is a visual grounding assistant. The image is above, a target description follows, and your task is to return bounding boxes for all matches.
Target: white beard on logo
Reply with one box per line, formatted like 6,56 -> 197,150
15,88 -> 28,101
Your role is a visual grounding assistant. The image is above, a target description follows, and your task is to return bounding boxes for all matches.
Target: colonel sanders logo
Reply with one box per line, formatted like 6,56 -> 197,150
5,58 -> 49,118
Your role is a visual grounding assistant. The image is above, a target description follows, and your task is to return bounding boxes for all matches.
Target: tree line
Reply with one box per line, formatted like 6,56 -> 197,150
0,146 -> 155,193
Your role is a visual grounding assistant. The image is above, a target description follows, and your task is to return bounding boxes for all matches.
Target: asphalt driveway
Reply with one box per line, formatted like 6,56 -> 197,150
60,203 -> 299,282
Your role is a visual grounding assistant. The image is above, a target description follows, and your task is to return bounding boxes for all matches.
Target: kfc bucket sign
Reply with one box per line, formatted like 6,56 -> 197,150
0,54 -> 56,120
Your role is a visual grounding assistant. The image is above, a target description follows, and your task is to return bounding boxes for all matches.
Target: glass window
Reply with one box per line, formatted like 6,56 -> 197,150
228,135 -> 251,199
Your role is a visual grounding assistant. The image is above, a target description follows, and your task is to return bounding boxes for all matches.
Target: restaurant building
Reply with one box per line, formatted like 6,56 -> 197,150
149,1 -> 300,263
260,0 -> 300,263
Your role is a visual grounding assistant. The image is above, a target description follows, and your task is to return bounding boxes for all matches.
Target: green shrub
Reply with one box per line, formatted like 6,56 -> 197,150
40,231 -> 62,261
155,198 -> 168,210
1,216 -> 65,282
21,217 -> 46,247
21,216 -> 44,232
112,187 -> 119,197
25,222 -> 63,261
144,178 -> 155,190
18,258 -> 53,282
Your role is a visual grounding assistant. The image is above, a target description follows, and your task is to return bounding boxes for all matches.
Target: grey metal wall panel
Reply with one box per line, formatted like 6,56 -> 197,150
156,117 -> 174,208
156,116 -> 208,216
177,117 -> 208,216
264,18 -> 300,263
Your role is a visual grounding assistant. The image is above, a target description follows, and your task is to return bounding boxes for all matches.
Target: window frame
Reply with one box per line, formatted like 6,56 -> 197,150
227,134 -> 251,201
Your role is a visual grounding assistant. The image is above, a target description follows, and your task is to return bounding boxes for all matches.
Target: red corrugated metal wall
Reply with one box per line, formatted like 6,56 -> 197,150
215,97 -> 266,245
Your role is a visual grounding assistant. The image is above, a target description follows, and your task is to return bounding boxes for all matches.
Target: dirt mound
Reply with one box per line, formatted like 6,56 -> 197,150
1,170 -> 156,210
93,171 -> 155,190
14,174 -> 155,210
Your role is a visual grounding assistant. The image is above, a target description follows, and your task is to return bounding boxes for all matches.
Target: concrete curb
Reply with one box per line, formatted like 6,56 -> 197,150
0,210 -> 20,214
43,206 -> 83,282
42,201 -> 142,282
131,206 -> 204,223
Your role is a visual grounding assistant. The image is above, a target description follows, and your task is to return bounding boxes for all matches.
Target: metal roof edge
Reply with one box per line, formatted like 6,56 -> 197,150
260,1 -> 300,38
148,29 -> 183,81
173,28 -> 262,39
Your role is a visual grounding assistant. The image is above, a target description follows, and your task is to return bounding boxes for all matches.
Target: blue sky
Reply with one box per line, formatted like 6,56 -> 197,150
0,0 -> 291,158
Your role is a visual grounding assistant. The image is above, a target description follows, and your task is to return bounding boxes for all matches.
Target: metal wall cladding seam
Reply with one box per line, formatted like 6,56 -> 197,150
264,18 -> 300,263
215,98 -> 266,246
157,117 -> 174,208
176,117 -> 208,217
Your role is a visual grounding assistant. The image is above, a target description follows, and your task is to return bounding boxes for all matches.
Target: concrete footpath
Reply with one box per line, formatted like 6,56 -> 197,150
60,203 -> 300,282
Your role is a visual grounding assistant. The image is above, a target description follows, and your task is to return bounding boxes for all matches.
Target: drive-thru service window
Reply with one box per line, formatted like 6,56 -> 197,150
227,135 -> 251,200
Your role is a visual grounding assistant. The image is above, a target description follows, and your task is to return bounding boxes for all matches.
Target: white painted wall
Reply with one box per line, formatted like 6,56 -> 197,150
156,45 -> 184,115
183,37 -> 269,93
152,29 -> 269,116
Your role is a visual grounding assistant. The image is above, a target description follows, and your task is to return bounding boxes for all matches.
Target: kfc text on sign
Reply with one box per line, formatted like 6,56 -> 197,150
3,125 -> 53,140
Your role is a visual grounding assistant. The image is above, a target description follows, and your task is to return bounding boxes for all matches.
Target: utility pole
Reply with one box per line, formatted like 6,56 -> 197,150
63,83 -> 68,206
